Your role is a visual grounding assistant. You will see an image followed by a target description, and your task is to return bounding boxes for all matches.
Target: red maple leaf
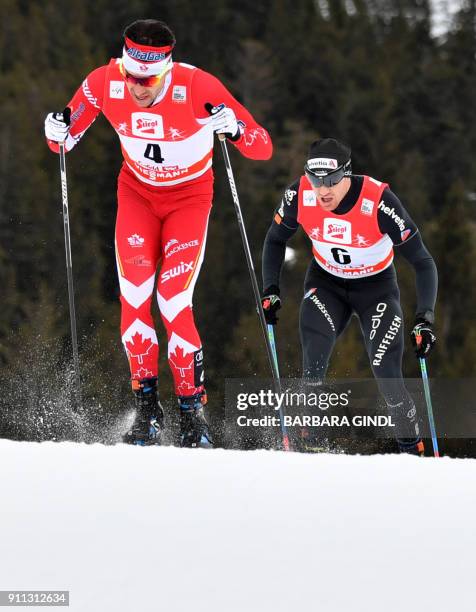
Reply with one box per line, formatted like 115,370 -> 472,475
169,345 -> 194,378
125,332 -> 154,364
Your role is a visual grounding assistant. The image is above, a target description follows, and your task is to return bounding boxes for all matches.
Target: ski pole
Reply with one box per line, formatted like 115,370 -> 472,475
58,108 -> 82,410
267,324 -> 290,451
213,122 -> 289,449
416,335 -> 439,457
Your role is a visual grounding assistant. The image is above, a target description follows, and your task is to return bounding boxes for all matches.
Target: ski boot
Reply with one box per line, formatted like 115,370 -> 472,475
123,377 -> 164,446
178,392 -> 213,448
398,437 -> 425,456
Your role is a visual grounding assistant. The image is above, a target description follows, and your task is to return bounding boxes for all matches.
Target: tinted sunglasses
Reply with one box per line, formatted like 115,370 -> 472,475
119,61 -> 169,88
304,162 -> 351,188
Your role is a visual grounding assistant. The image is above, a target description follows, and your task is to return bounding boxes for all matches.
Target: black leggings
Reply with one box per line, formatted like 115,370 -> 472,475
300,261 -> 419,440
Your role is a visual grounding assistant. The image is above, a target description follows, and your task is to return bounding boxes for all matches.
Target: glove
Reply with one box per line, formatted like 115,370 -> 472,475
261,285 -> 281,325
205,102 -> 240,140
44,108 -> 71,142
411,319 -> 436,358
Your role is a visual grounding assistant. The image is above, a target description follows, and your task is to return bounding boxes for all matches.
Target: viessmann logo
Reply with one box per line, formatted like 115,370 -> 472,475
131,112 -> 164,138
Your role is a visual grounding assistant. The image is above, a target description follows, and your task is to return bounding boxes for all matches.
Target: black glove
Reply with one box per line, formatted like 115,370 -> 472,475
411,318 -> 436,358
261,285 -> 281,325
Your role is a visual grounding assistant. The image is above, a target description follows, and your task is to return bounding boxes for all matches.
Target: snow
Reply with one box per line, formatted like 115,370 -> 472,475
1,441 -> 474,611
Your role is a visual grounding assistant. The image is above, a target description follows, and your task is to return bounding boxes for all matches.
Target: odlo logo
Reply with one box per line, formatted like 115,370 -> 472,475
370,302 -> 387,340
160,261 -> 194,283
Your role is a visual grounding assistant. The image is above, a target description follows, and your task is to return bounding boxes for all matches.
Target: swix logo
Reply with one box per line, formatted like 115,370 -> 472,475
128,234 -> 145,247
323,218 -> 352,244
164,238 -> 179,254
160,261 -> 194,283
131,112 -> 164,138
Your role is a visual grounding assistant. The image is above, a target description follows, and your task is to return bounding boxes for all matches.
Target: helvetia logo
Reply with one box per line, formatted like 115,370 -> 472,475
378,201 -> 406,232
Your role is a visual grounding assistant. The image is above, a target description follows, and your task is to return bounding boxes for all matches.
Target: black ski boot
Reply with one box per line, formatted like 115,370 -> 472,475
178,392 -> 213,448
398,438 -> 425,456
123,377 -> 164,446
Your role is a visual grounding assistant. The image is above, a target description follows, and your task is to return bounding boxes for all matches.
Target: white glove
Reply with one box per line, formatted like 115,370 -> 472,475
208,103 -> 240,139
44,111 -> 70,142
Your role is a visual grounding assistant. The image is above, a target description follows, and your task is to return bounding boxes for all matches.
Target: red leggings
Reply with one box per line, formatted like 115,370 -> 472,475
115,167 -> 213,396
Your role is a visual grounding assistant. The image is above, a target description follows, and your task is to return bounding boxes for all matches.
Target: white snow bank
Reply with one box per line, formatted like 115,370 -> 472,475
0,441 -> 474,612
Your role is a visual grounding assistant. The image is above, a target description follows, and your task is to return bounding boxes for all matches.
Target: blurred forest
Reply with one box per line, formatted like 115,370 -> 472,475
0,0 -> 475,454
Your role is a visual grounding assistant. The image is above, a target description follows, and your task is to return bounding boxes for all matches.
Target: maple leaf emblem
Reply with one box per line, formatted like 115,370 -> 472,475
169,346 -> 194,378
125,332 -> 154,364
135,367 -> 154,379
177,381 -> 197,395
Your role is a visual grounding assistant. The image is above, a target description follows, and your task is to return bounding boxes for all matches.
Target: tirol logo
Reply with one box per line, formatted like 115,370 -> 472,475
323,218 -> 352,244
131,112 -> 164,138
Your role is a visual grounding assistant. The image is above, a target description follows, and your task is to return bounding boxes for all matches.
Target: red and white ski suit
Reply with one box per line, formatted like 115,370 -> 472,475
47,59 -> 272,396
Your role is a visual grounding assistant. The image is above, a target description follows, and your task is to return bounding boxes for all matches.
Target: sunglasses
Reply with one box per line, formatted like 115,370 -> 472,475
304,162 -> 351,188
119,61 -> 169,88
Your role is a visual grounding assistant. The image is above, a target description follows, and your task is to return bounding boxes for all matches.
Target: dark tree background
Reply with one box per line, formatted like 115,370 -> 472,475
0,0 -> 475,454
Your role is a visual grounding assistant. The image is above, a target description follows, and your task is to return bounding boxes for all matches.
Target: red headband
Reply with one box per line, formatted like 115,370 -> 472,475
124,36 -> 174,62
